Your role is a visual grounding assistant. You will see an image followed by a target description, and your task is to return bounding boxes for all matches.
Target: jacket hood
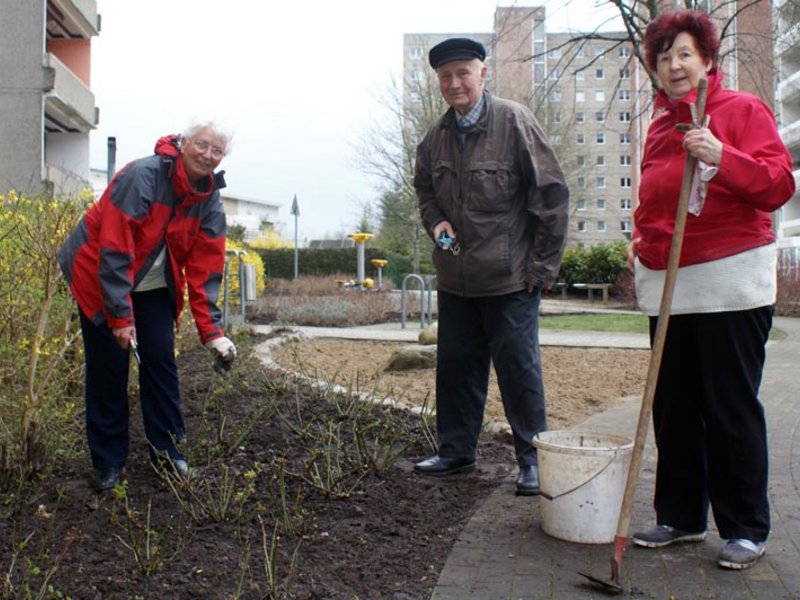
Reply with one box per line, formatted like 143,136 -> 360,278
154,134 -> 181,158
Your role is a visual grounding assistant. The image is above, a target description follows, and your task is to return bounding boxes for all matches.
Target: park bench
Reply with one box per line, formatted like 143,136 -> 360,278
572,282 -> 612,304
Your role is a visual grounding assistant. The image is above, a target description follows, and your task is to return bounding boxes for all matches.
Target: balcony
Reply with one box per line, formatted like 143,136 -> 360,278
779,69 -> 800,107
43,53 -> 97,133
780,120 -> 800,152
47,0 -> 99,39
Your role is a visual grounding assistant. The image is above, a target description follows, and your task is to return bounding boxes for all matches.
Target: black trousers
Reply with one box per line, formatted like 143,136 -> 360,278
435,289 -> 545,466
79,288 -> 184,470
650,306 -> 773,542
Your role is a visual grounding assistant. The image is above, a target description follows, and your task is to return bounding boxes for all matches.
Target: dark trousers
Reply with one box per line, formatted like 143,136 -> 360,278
80,288 -> 184,470
650,306 -> 773,542
436,289 -> 545,466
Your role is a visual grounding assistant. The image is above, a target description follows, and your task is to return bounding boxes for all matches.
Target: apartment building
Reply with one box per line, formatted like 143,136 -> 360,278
403,6 -> 643,248
0,0 -> 99,197
775,0 -> 800,250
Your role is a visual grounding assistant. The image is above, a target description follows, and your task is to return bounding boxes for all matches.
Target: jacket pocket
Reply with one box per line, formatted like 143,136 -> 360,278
467,160 -> 519,213
432,160 -> 457,212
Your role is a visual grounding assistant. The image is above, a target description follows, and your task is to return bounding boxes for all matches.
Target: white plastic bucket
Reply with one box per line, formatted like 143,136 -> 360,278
532,431 -> 633,544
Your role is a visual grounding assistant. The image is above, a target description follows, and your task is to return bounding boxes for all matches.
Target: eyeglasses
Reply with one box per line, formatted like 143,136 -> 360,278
192,138 -> 226,159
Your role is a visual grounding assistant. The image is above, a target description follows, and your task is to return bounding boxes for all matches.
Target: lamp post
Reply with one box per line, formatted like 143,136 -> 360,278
291,194 -> 300,279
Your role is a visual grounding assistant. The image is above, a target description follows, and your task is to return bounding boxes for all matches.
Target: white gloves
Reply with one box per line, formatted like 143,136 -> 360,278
206,336 -> 236,371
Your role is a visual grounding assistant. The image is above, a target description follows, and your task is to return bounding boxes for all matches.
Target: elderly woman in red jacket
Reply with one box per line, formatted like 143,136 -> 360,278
627,10 -> 794,570
59,122 -> 236,491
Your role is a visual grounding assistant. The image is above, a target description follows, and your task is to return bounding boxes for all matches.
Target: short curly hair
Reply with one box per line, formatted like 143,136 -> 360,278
643,9 -> 720,74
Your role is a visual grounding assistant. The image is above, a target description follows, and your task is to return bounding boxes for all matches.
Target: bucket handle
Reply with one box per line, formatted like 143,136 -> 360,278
539,449 -> 621,501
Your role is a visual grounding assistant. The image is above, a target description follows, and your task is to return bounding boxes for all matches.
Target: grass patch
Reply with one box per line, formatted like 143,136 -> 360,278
540,313 -> 649,334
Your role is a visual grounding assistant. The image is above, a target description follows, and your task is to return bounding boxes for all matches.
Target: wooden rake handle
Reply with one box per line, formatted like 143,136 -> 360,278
610,76 -> 709,583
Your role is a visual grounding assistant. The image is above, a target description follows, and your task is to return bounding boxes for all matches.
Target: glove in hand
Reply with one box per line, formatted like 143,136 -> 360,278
205,337 -> 236,372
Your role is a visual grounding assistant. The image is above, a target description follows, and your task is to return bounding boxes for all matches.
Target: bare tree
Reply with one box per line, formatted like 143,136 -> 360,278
355,56 -> 447,273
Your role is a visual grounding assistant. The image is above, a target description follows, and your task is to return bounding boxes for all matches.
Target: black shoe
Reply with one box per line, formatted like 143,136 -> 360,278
92,467 -> 121,492
516,464 -> 540,496
413,454 -> 475,477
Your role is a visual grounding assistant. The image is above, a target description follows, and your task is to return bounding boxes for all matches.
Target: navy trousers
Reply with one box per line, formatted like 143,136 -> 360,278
435,289 -> 545,466
79,288 -> 184,469
650,306 -> 773,542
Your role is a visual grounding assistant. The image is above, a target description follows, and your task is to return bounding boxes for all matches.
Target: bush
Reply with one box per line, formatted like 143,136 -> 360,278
558,241 -> 628,286
0,190 -> 90,489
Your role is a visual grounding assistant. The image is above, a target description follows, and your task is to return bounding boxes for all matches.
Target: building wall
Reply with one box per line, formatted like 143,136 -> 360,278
0,0 -> 48,194
0,0 -> 98,197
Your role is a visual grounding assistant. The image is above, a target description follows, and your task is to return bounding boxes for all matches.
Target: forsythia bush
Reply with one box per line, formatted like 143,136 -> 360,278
0,190 -> 91,487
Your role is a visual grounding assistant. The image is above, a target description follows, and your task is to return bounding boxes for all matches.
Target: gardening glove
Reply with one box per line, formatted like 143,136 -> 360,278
206,336 -> 237,372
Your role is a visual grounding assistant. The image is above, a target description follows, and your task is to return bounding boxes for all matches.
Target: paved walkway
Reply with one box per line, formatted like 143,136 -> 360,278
432,316 -> 800,600
251,305 -> 800,599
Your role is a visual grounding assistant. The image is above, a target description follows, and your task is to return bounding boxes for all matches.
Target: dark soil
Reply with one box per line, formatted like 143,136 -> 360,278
0,335 -> 514,599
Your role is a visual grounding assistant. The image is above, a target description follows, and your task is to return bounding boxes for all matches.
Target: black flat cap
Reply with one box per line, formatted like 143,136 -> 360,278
429,38 -> 487,68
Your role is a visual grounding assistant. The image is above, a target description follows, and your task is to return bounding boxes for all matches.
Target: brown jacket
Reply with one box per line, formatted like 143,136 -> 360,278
414,92 -> 569,297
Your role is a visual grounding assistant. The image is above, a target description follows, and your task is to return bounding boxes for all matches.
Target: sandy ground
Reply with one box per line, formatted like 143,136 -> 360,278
269,338 -> 650,430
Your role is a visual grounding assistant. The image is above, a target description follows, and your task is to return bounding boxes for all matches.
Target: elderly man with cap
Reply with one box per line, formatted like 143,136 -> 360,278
413,38 -> 569,495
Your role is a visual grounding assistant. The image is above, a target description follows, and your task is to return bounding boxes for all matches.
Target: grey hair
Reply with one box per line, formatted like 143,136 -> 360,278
181,121 -> 233,155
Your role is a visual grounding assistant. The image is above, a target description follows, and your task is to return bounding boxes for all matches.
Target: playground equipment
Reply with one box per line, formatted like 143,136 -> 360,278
347,233 -> 373,289
370,259 -> 388,290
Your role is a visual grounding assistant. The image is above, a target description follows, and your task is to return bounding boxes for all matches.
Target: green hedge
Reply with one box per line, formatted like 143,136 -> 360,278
557,241 -> 628,285
254,248 -> 414,288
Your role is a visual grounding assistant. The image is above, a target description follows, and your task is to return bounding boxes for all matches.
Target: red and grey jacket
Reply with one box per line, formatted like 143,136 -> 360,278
58,135 -> 228,345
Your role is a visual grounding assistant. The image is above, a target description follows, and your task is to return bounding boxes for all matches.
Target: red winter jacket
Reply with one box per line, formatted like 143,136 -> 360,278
58,135 -> 228,344
634,71 -> 795,270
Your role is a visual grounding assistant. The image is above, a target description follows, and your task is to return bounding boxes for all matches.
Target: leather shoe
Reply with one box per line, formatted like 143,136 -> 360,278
413,454 -> 475,477
516,464 -> 540,496
92,467 -> 121,492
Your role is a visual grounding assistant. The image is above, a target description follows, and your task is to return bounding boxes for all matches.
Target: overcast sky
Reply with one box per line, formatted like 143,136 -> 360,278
89,0 -> 622,241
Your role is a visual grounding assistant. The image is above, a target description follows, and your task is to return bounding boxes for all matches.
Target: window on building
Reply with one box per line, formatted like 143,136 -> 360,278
577,46 -> 585,59
621,220 -> 632,232
598,220 -> 607,232
620,154 -> 631,166
619,45 -> 630,58
550,90 -> 562,102
620,132 -> 631,144
597,198 -> 606,210
596,176 -> 606,188
595,90 -> 605,102
411,69 -> 424,82
577,133 -> 585,144
549,67 -> 561,80
595,46 -> 605,57
618,89 -> 631,101
549,47 -> 562,59
409,47 -> 423,60
596,155 -> 606,166
576,111 -> 585,123
619,111 -> 631,123
553,112 -> 561,123
576,198 -> 587,211
620,67 -> 630,80
576,70 -> 585,81
621,198 -> 632,210
577,221 -> 587,232
409,92 -> 422,103
620,177 -> 632,188
595,111 -> 605,123
576,90 -> 586,102
596,68 -> 604,79
577,176 -> 586,188
577,155 -> 586,167
551,134 -> 562,144
596,133 -> 605,144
